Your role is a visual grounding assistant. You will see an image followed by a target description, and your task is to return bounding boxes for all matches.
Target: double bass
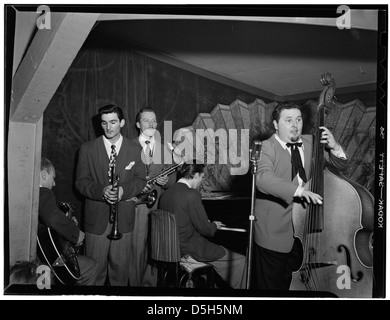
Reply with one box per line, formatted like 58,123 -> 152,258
290,73 -> 374,298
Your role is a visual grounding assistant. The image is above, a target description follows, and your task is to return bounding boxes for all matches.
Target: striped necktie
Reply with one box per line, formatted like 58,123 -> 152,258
108,144 -> 117,182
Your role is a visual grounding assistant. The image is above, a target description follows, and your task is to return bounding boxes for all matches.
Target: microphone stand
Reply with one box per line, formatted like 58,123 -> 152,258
246,140 -> 262,290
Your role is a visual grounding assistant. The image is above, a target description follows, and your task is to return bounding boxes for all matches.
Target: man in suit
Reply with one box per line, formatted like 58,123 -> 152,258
75,104 -> 147,286
253,101 -> 348,291
39,157 -> 98,286
159,162 -> 247,289
129,107 -> 177,287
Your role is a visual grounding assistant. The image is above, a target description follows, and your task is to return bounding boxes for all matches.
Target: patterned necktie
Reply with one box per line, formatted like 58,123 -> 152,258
144,140 -> 153,165
108,144 -> 117,182
286,142 -> 307,183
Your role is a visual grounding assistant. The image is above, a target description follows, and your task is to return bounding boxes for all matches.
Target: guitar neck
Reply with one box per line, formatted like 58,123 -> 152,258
58,201 -> 74,220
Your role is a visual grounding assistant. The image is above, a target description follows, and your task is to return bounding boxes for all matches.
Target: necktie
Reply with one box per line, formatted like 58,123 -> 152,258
144,140 -> 153,165
286,142 -> 307,183
108,144 -> 117,183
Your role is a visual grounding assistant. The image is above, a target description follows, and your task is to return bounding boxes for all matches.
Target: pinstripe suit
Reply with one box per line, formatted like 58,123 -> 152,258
129,137 -> 176,286
75,135 -> 146,286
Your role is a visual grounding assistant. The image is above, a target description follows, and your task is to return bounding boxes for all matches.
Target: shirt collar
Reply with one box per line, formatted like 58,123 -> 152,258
139,133 -> 155,148
177,178 -> 191,188
275,134 -> 304,150
103,134 -> 123,154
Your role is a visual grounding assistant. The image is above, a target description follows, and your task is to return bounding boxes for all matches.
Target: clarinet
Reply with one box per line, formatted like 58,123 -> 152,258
107,164 -> 122,240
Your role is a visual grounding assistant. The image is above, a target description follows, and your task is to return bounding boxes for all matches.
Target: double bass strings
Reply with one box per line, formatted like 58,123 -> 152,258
304,116 -> 325,292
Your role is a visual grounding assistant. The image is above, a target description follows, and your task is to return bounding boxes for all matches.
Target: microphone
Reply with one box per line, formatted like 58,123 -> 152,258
249,140 -> 262,174
246,140 -> 263,288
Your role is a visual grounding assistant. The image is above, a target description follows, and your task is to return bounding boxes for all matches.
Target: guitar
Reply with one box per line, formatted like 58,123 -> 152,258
36,202 -> 81,285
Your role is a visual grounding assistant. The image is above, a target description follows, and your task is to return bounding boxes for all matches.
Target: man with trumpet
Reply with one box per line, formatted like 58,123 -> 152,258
129,107 -> 178,287
75,104 -> 147,286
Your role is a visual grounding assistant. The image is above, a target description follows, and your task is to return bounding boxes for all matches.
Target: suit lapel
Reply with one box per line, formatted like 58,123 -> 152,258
97,136 -> 110,169
115,138 -> 131,176
150,137 -> 165,172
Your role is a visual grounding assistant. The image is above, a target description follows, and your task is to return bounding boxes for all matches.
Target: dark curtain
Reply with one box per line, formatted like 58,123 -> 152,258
42,30 -> 376,222
42,31 -> 259,220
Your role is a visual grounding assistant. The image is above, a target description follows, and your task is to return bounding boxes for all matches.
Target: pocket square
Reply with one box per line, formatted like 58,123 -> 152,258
125,161 -> 135,170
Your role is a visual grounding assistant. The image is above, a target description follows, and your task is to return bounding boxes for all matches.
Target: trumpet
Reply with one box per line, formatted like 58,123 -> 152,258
132,160 -> 185,208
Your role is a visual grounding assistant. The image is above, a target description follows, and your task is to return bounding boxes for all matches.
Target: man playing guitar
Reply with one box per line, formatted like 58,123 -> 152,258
37,157 -> 98,286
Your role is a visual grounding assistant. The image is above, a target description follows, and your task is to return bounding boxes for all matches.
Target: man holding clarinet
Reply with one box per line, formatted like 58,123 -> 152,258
75,104 -> 147,286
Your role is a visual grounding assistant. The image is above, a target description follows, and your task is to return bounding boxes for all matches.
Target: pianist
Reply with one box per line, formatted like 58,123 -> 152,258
158,161 -> 247,289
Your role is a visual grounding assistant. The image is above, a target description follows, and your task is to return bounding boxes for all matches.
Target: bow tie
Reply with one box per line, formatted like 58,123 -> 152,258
286,142 -> 307,183
286,142 -> 302,148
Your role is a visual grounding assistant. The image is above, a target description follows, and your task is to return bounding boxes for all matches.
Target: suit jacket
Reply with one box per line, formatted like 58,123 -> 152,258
39,187 -> 80,245
159,183 -> 225,262
75,136 -> 146,235
132,136 -> 176,211
254,134 -> 349,253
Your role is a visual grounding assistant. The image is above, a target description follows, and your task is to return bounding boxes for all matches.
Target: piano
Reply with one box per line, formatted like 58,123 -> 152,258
202,192 -> 251,256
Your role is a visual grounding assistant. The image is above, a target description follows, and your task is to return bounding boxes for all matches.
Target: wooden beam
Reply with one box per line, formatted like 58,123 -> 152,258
10,12 -> 99,123
7,12 -> 98,267
8,119 -> 42,265
97,12 -> 378,31
12,11 -> 39,77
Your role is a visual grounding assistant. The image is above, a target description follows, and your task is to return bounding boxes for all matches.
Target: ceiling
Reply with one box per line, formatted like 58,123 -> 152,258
93,11 -> 379,101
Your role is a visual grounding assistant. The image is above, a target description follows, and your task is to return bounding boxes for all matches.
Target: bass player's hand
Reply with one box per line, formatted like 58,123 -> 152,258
301,189 -> 323,205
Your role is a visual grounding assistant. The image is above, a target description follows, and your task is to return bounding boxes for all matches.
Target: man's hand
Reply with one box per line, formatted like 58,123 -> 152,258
71,216 -> 79,226
301,189 -> 323,205
156,175 -> 169,186
76,230 -> 85,246
213,221 -> 226,230
103,185 -> 123,204
319,126 -> 340,152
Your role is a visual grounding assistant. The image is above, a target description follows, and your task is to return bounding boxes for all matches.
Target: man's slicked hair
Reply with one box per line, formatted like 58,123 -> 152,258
135,107 -> 156,124
178,161 -> 205,180
272,102 -> 301,122
98,104 -> 124,121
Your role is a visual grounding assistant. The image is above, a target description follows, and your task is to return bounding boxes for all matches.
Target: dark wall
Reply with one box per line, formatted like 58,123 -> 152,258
42,31 -> 261,219
42,30 -> 377,221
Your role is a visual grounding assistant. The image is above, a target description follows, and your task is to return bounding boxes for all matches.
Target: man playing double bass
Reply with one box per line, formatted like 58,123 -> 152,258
253,101 -> 348,291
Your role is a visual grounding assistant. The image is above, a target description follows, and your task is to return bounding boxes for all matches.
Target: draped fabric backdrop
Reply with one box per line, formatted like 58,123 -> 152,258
42,31 -> 376,222
42,31 -> 259,220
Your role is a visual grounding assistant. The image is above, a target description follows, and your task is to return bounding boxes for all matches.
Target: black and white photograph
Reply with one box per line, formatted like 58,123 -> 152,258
1,3 -> 387,305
